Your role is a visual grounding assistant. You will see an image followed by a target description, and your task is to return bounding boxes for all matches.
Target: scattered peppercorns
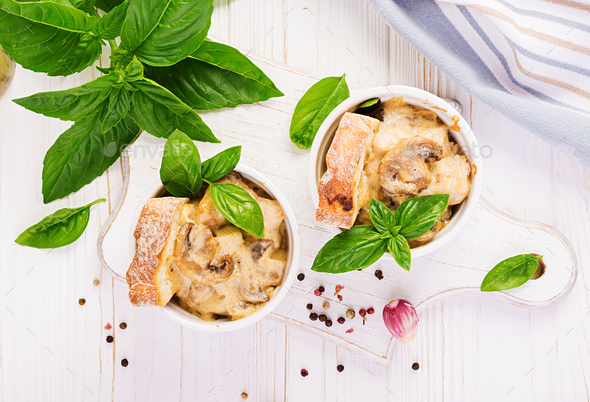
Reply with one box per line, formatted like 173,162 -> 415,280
301,369 -> 308,377
337,317 -> 345,324
78,298 -> 86,306
306,303 -> 313,310
367,307 -> 375,315
93,279 -> 100,286
310,312 -> 318,321
322,301 -> 330,309
337,365 -> 345,372
319,314 -> 327,322
121,359 -> 128,367
318,286 -> 325,293
297,273 -> 305,281
375,270 -> 383,280
106,335 -> 113,343
325,319 -> 333,327
359,309 -> 367,317
314,289 -> 322,296
241,392 -> 248,399
412,362 -> 420,370
346,309 -> 355,319
119,322 -> 127,330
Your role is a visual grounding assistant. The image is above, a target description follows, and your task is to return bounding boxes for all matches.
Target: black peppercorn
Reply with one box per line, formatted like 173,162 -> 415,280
318,286 -> 325,293
318,314 -> 327,322
337,317 -> 345,324
309,312 -> 318,321
119,322 -> 127,330
412,362 -> 420,370
325,319 -> 333,327
106,335 -> 113,343
375,270 -> 383,280
337,365 -> 344,372
297,273 -> 305,281
301,369 -> 308,377
306,303 -> 313,310
121,359 -> 128,367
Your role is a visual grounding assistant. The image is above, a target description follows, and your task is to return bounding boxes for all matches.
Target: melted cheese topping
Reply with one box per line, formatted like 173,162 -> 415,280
174,174 -> 288,321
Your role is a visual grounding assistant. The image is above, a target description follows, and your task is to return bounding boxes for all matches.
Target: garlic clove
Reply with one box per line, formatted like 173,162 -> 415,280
382,299 -> 418,345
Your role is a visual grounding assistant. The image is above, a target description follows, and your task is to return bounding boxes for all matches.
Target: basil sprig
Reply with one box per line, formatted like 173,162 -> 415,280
289,74 -> 350,150
15,199 -> 105,249
480,254 -> 543,292
160,133 -> 264,238
5,0 -> 283,247
312,194 -> 449,273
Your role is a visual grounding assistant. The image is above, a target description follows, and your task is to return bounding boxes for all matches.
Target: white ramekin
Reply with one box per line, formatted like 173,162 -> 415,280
308,85 -> 483,261
131,163 -> 300,332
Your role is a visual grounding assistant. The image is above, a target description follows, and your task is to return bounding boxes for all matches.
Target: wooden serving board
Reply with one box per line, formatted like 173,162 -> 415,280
98,54 -> 578,364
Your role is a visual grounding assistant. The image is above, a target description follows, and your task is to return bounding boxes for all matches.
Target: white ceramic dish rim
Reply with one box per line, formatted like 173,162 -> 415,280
129,163 -> 301,332
308,85 -> 483,261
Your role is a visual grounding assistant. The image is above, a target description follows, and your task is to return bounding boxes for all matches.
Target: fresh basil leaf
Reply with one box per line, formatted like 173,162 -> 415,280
209,183 -> 264,238
42,109 -> 140,203
289,74 -> 349,150
13,74 -> 116,121
0,0 -> 99,76
74,0 -> 97,14
387,234 -> 411,271
95,1 -> 128,40
121,0 -> 213,67
201,146 -> 241,182
160,130 -> 202,197
94,0 -> 124,13
481,254 -> 543,292
396,194 -> 449,239
311,225 -> 387,274
369,199 -> 397,234
15,198 -> 104,249
123,57 -> 143,82
51,33 -> 104,77
145,40 -> 283,110
129,79 -> 219,143
357,98 -> 380,109
102,86 -> 131,133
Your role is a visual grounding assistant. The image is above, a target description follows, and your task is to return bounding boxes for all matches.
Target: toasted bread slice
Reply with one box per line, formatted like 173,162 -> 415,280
316,112 -> 380,229
126,197 -> 190,307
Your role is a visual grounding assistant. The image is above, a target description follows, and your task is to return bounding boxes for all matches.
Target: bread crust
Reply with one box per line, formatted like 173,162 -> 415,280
126,197 -> 189,307
316,112 -> 379,229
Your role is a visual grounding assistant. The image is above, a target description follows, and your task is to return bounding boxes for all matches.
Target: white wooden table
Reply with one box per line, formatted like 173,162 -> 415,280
1,1 -> 589,400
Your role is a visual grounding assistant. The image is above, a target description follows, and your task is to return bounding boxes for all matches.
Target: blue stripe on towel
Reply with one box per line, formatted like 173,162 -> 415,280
508,39 -> 590,78
494,0 -> 590,33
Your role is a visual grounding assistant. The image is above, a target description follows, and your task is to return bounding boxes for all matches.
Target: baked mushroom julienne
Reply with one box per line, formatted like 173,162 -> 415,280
316,97 -> 473,247
126,172 -> 289,321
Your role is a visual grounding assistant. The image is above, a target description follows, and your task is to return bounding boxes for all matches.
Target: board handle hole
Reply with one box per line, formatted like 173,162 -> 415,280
530,255 -> 546,280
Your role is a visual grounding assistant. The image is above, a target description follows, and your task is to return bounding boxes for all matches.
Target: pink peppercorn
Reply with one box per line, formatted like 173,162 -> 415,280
359,309 -> 367,317
314,289 -> 322,296
367,307 -> 375,315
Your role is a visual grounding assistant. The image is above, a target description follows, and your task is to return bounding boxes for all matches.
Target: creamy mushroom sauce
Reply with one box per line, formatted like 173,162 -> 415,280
354,97 -> 472,247
171,172 -> 288,321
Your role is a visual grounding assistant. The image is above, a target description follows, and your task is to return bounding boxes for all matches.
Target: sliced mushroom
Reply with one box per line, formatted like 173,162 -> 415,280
238,283 -> 270,303
248,239 -> 275,260
174,222 -> 235,285
378,137 -> 442,199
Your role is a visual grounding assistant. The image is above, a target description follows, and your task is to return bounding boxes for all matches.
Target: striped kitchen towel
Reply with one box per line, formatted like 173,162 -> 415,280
370,0 -> 590,165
